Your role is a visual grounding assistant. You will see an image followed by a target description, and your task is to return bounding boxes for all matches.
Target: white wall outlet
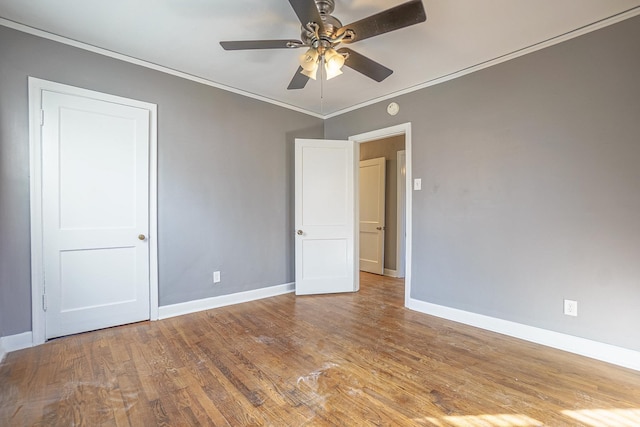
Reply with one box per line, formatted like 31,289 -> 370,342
564,299 -> 578,316
213,271 -> 221,284
413,178 -> 422,191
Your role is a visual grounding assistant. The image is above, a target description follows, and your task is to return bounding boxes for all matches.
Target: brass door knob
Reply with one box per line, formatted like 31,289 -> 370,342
138,234 -> 146,241
296,230 -> 304,235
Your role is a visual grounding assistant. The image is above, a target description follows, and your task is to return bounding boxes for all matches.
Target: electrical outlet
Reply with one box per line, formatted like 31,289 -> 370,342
564,299 -> 578,316
213,271 -> 221,284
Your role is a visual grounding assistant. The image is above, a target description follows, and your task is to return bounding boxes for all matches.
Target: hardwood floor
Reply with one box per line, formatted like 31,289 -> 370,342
1,272 -> 639,426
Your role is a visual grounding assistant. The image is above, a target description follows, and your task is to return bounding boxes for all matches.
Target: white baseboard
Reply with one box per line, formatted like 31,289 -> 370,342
383,268 -> 398,278
0,331 -> 34,361
407,298 -> 640,372
159,282 -> 295,320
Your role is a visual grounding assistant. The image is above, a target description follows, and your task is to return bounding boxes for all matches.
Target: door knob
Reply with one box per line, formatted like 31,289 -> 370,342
376,227 -> 383,230
296,230 -> 304,235
138,234 -> 146,241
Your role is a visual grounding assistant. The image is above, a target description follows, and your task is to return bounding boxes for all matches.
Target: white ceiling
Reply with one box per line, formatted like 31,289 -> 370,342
1,0 -> 639,117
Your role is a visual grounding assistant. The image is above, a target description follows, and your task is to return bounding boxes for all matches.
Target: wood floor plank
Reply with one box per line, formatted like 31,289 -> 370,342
2,272 -> 640,426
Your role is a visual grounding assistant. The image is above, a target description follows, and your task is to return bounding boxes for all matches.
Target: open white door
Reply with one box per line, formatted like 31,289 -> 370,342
295,139 -> 357,295
41,90 -> 151,339
359,157 -> 386,275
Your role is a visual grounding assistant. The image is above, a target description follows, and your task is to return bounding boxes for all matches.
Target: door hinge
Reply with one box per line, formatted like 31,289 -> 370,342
42,294 -> 47,311
40,109 -> 44,126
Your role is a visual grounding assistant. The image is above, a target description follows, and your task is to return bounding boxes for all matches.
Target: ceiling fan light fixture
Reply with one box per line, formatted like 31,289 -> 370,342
300,64 -> 319,80
324,62 -> 343,80
299,48 -> 319,71
323,48 -> 345,80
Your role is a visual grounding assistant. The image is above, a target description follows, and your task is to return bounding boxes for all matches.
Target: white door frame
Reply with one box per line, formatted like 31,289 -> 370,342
28,77 -> 159,345
349,123 -> 412,305
396,150 -> 407,279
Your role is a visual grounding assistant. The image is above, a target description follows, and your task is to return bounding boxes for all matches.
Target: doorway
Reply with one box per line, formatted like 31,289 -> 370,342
359,135 -> 406,277
350,123 -> 412,305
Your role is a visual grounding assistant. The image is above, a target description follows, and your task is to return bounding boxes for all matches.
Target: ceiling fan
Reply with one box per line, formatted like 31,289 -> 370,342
220,0 -> 427,89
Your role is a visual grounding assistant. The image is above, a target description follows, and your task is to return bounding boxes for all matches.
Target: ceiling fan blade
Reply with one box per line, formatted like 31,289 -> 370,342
287,66 -> 310,90
288,0 -> 324,32
338,0 -> 427,44
338,48 -> 393,82
220,40 -> 303,50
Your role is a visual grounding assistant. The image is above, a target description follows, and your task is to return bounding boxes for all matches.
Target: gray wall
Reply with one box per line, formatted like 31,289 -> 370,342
0,25 -> 323,335
360,135 -> 405,271
326,16 -> 640,352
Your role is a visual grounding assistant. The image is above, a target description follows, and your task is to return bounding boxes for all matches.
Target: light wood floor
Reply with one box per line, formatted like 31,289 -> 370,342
1,273 -> 639,426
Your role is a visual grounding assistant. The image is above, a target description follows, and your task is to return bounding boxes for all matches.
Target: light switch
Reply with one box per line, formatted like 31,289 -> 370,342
414,178 -> 422,191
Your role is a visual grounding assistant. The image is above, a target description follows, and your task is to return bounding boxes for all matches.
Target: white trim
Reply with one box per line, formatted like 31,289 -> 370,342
407,298 -> 640,372
28,78 -> 159,345
323,7 -> 640,119
28,79 -> 45,345
396,150 -> 406,279
354,142 -> 361,292
383,268 -> 398,278
148,98 -> 159,322
0,332 -> 34,356
159,282 -> 295,320
349,123 -> 412,304
4,7 -> 639,121
0,18 -> 323,120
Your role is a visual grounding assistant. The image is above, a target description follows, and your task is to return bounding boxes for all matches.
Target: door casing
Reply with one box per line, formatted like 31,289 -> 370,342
396,150 -> 407,279
28,77 -> 159,345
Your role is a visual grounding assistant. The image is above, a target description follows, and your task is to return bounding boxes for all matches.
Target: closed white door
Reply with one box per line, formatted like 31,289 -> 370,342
359,157 -> 386,274
42,90 -> 151,339
295,139 -> 357,295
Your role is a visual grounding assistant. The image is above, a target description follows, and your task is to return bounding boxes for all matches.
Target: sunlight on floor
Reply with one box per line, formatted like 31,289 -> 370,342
562,408 -> 640,427
416,409 -> 640,426
419,414 -> 541,426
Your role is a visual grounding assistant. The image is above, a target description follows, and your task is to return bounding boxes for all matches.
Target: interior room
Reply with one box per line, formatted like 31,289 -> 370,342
1,0 -> 640,425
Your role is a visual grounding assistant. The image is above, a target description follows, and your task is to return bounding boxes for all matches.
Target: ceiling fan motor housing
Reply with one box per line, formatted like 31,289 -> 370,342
301,0 -> 344,47
315,0 -> 335,15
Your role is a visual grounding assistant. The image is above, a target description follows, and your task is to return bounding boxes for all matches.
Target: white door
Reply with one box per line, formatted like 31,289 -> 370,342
42,90 -> 151,339
359,157 -> 386,274
295,139 -> 357,295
